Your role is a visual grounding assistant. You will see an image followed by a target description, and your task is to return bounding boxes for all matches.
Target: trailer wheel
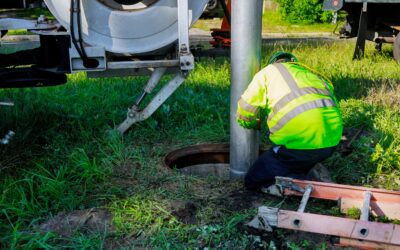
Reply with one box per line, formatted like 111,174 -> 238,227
393,33 -> 400,63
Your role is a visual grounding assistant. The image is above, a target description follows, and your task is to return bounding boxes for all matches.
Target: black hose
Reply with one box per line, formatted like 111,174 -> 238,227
70,0 -> 99,68
70,0 -> 84,59
76,0 -> 89,60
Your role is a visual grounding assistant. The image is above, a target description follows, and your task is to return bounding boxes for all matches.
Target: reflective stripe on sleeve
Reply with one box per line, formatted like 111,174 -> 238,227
238,98 -> 258,114
269,98 -> 336,133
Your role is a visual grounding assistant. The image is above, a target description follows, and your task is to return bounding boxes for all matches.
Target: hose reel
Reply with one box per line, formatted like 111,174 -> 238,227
44,0 -> 208,54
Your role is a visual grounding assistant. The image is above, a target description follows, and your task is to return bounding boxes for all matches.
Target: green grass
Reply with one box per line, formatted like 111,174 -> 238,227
5,6 -> 338,36
0,8 -> 52,20
194,7 -> 340,34
1,40 -> 400,248
0,8 -> 53,35
262,9 -> 339,33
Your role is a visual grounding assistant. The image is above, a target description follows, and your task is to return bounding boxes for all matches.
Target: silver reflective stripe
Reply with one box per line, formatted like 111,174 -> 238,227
318,76 -> 334,99
268,63 -> 334,122
269,98 -> 336,133
238,98 -> 258,114
273,63 -> 298,89
271,87 -> 332,116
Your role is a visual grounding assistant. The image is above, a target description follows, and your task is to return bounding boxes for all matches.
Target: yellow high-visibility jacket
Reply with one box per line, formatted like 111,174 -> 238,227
237,62 -> 343,150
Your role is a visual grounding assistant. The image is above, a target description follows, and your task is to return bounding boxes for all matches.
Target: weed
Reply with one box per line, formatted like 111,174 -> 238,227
346,207 -> 361,219
0,40 -> 400,248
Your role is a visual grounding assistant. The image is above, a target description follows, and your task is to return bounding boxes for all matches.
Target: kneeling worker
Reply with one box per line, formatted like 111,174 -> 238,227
236,52 -> 343,191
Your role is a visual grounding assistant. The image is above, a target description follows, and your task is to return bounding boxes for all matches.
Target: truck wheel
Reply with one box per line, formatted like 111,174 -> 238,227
393,32 -> 400,63
202,0 -> 222,18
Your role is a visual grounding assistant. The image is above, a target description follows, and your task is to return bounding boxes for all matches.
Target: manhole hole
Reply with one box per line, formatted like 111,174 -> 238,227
164,144 -> 266,180
164,144 -> 230,180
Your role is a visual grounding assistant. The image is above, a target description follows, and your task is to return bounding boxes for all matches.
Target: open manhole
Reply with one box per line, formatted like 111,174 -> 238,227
164,144 -> 231,180
164,144 -> 266,180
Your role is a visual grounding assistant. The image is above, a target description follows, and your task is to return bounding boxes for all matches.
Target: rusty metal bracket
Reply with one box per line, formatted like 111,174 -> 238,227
276,176 -> 305,193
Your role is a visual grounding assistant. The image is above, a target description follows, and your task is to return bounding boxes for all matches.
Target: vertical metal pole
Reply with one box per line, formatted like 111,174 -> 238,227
230,0 -> 263,178
360,191 -> 372,221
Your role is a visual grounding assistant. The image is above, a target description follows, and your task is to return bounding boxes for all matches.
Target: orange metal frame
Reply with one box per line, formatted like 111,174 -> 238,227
274,177 -> 400,249
278,211 -> 400,249
282,179 -> 400,220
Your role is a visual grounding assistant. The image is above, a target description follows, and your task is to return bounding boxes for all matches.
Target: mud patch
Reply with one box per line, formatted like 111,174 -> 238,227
169,200 -> 198,224
218,188 -> 276,212
39,208 -> 114,237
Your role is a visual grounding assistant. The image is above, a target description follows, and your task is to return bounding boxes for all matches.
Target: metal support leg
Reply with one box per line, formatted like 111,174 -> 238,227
117,72 -> 187,134
116,0 -> 195,134
230,0 -> 263,178
132,67 -> 167,108
178,0 -> 194,71
353,2 -> 368,60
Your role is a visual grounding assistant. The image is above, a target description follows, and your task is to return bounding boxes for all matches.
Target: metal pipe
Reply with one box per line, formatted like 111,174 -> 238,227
230,0 -> 263,178
297,185 -> 313,213
108,60 -> 180,69
374,37 -> 395,44
0,101 -> 14,107
361,191 -> 372,221
134,67 -> 167,107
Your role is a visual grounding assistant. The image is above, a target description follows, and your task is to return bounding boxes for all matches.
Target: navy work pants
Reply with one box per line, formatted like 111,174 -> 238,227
244,146 -> 336,190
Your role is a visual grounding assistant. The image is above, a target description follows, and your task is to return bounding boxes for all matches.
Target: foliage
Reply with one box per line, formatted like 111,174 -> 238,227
276,0 -> 333,24
1,41 -> 400,248
346,207 -> 361,219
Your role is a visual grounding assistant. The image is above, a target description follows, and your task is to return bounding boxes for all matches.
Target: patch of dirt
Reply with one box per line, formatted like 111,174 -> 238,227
105,234 -> 147,250
38,208 -> 114,237
218,188 -> 275,212
113,160 -> 140,178
237,223 -> 349,250
169,200 -> 198,224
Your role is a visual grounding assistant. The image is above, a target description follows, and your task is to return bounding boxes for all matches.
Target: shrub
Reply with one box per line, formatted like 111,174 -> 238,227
276,0 -> 333,24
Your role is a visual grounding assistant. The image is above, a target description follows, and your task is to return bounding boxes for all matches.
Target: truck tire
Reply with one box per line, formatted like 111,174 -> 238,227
393,32 -> 400,63
202,0 -> 222,18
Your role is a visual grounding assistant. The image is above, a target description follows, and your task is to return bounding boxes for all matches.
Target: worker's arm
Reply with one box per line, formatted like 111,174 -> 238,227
236,71 -> 268,129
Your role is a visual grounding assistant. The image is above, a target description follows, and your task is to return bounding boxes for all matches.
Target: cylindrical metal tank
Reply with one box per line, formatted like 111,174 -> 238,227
44,0 -> 208,54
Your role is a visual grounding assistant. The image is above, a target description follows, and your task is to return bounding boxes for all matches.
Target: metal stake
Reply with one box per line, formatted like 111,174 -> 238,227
361,191 -> 372,221
297,185 -> 313,213
230,0 -> 263,178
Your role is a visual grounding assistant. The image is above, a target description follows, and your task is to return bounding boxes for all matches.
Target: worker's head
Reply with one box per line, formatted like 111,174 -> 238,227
268,51 -> 298,64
